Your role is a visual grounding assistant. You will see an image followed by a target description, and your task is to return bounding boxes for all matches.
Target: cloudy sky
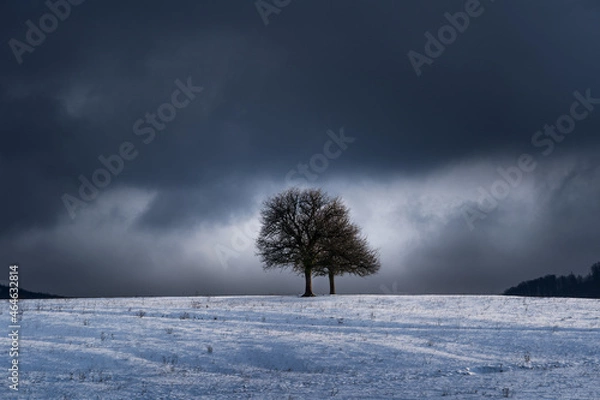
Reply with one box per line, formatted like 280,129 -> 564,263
2,0 -> 600,297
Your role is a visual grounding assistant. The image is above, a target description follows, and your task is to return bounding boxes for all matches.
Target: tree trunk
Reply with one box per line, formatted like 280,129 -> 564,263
302,267 -> 315,297
328,271 -> 336,295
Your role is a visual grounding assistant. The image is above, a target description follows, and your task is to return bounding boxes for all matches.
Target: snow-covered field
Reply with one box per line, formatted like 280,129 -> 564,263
1,295 -> 599,399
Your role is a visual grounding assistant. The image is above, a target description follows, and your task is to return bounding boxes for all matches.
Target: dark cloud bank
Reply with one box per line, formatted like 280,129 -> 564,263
1,0 -> 600,297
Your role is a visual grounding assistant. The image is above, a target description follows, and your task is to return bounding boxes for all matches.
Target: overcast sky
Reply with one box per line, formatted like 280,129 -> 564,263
2,0 -> 600,297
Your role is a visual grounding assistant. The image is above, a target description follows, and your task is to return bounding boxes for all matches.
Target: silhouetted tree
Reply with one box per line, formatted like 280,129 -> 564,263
313,209 -> 380,294
256,187 -> 380,297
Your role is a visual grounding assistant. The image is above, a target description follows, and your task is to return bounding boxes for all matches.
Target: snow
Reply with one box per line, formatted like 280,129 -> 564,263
2,295 -> 599,399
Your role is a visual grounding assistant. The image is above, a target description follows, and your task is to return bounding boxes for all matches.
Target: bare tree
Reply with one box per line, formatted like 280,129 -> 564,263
256,187 -> 380,296
314,220 -> 380,295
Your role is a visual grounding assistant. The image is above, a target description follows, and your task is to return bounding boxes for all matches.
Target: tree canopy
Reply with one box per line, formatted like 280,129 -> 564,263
503,261 -> 600,298
256,187 -> 380,296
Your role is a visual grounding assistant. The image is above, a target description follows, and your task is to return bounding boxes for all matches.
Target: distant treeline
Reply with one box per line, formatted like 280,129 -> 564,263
504,262 -> 600,298
0,284 -> 64,299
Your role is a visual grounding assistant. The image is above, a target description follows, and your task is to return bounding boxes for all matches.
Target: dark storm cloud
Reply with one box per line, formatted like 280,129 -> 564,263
1,0 -> 600,296
136,181 -> 262,230
400,156 -> 600,294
